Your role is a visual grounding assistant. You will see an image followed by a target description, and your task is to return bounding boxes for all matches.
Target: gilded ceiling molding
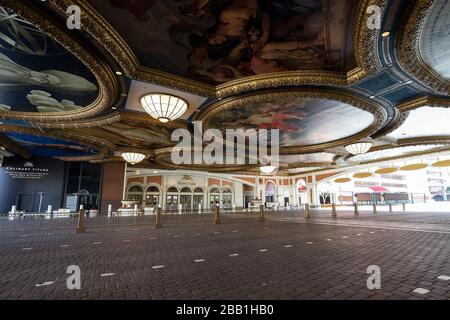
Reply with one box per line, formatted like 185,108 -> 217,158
50,0 -> 385,99
0,0 -> 118,123
345,142 -> 450,165
152,147 -> 258,173
396,95 -> 450,112
195,88 -> 387,155
397,0 -> 450,95
374,96 -> 450,139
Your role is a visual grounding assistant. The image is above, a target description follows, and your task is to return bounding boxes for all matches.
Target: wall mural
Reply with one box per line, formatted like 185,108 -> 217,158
90,0 -> 356,84
5,132 -> 99,158
205,98 -> 374,147
0,6 -> 98,113
420,0 -> 450,80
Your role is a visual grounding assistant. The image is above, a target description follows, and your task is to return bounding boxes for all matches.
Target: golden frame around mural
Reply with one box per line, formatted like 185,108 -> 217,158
0,0 -> 118,124
195,88 -> 386,154
397,0 -> 450,95
49,0 -> 387,99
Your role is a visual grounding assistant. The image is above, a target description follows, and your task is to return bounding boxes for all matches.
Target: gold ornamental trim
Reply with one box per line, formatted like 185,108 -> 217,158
50,0 -> 386,98
432,160 -> 450,167
0,0 -> 118,124
397,0 -> 450,95
195,88 -> 387,154
399,163 -> 428,171
374,167 -> 399,174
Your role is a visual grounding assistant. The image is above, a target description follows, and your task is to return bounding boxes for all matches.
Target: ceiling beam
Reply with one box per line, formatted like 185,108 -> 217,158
0,133 -> 32,159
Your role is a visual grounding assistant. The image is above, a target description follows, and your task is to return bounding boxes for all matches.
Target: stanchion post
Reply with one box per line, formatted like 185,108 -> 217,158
389,203 -> 393,212
76,209 -> 86,233
402,203 -> 406,212
155,207 -> 163,228
304,204 -> 311,218
373,203 -> 377,214
331,203 -> 337,218
354,203 -> 359,216
259,204 -> 265,222
214,205 -> 221,224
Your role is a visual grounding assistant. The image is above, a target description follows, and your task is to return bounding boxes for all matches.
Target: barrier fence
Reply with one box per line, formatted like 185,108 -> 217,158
1,202 -> 448,233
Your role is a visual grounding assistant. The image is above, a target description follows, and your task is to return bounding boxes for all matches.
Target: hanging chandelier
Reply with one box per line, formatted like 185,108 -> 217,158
121,152 -> 146,165
260,166 -> 277,175
140,93 -> 188,123
345,142 -> 372,155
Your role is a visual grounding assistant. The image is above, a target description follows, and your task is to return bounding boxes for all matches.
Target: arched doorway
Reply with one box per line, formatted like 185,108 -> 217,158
222,187 -> 233,209
297,179 -> 307,205
193,187 -> 204,209
166,187 -> 179,210
265,182 -> 276,203
180,187 -> 192,210
209,187 -> 221,208
145,185 -> 160,208
126,185 -> 144,204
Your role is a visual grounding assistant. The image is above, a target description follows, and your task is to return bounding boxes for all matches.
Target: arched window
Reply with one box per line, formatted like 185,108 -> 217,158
128,185 -> 143,193
180,187 -> 192,193
210,187 -> 220,194
194,187 -> 204,193
222,188 -> 232,193
167,187 -> 179,193
146,186 -> 160,193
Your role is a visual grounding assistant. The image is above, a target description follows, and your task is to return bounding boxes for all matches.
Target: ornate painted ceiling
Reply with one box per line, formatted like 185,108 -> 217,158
0,0 -> 450,177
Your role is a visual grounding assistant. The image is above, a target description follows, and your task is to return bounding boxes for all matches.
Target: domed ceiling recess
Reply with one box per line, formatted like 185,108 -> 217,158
0,0 -> 450,176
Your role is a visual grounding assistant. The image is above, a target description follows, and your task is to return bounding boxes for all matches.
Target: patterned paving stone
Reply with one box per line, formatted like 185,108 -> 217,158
0,214 -> 449,300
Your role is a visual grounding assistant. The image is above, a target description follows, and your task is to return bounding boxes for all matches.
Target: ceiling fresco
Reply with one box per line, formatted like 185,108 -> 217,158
0,0 -> 450,176
88,0 -> 356,85
203,98 -> 374,148
5,132 -> 99,158
387,107 -> 450,141
0,6 -> 99,114
420,0 -> 450,80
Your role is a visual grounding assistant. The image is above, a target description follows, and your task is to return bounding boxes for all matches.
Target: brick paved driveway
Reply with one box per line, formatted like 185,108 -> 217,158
0,215 -> 449,300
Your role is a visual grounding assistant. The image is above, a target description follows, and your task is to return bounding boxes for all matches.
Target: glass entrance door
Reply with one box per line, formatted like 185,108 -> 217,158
180,195 -> 192,210
193,195 -> 204,208
223,195 -> 232,209
166,195 -> 178,211
210,195 -> 220,208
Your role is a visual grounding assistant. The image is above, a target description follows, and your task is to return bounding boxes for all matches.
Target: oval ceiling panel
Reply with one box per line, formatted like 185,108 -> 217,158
0,6 -> 99,114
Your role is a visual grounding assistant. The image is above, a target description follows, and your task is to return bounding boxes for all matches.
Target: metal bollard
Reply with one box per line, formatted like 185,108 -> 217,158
155,207 -> 163,228
304,204 -> 311,218
108,204 -> 113,216
389,203 -> 393,212
214,205 -> 221,224
402,203 -> 406,212
331,203 -> 337,218
373,203 -> 377,214
76,209 -> 86,233
354,203 -> 359,216
259,204 -> 266,222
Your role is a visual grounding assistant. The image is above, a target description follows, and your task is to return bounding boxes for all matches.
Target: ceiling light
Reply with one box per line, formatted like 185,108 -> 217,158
345,142 -> 373,155
115,71 -> 123,76
140,93 -> 188,123
0,146 -> 5,151
260,166 -> 277,175
121,152 -> 146,165
382,31 -> 390,37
